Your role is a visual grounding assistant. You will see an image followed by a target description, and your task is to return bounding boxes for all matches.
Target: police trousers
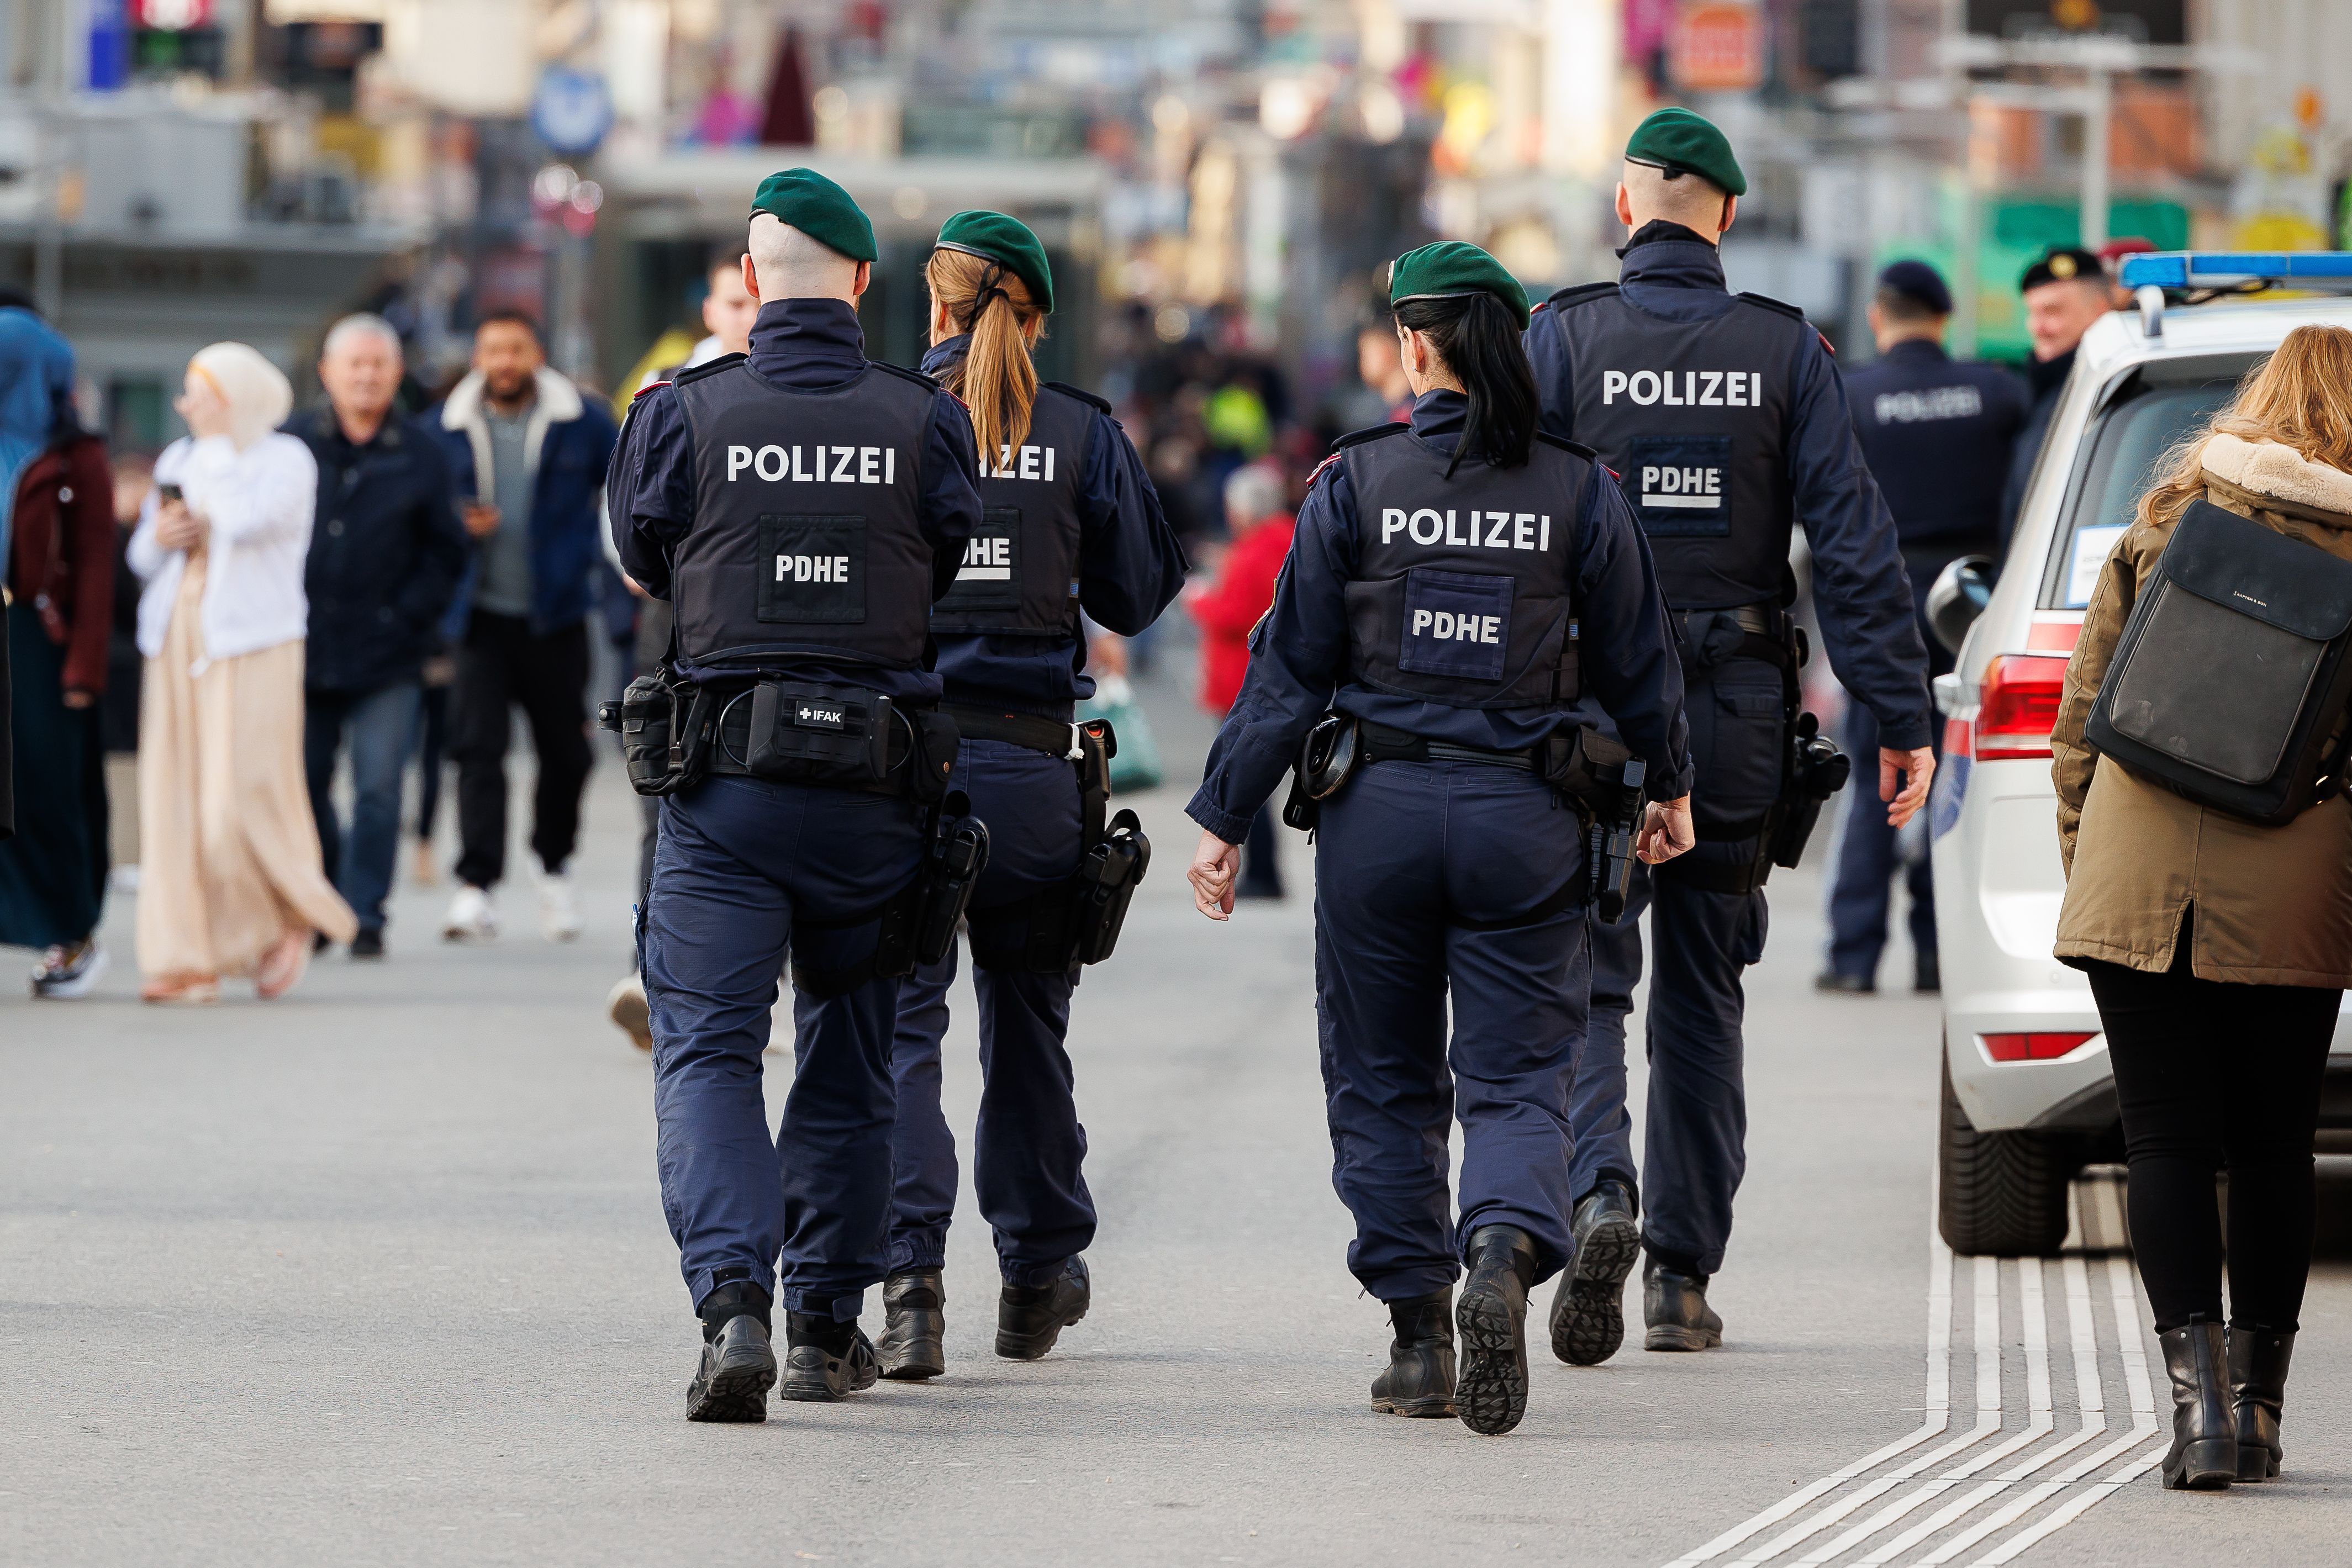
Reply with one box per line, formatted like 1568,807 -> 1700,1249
1568,654 -> 1779,1279
1315,756 -> 1589,1302
641,774 -> 925,1320
888,739 -> 1095,1289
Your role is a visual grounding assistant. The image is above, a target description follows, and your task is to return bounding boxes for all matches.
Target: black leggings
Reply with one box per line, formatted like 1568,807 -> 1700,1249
2084,943 -> 2336,1334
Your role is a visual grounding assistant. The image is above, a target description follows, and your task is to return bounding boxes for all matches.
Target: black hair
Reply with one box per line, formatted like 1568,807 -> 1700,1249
1389,292 -> 1539,476
0,286 -> 39,316
475,308 -> 542,343
1874,284 -> 1943,325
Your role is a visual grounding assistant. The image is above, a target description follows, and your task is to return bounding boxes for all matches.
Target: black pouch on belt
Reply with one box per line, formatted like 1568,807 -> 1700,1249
1282,712 -> 1361,832
599,672 -> 709,798
744,681 -> 894,786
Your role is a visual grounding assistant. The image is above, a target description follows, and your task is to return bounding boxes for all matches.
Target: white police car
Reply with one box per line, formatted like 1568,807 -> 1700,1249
1928,252 -> 2352,1255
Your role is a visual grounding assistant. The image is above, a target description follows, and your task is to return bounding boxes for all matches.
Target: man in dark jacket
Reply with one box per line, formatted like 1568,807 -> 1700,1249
297,313 -> 468,957
433,311 -> 621,944
1998,247 -> 2112,548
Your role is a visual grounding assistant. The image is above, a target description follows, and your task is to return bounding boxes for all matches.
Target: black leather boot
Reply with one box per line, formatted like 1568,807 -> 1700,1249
686,1281 -> 777,1422
996,1255 -> 1090,1360
2159,1320 -> 2235,1490
1643,1259 -> 1723,1351
1370,1289 -> 1456,1418
877,1270 -> 947,1381
1550,1181 -> 1640,1366
1456,1226 -> 1539,1436
781,1311 -> 880,1403
2228,1326 -> 2294,1482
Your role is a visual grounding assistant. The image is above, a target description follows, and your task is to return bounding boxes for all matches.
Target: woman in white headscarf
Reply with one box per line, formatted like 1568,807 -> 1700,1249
128,342 -> 355,1002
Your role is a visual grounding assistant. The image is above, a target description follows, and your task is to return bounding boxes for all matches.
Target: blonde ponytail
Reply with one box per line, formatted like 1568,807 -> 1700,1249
925,248 -> 1044,471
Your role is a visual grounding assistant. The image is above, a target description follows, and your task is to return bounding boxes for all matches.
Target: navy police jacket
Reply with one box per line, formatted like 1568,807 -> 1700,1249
607,297 -> 982,704
1183,389 -> 1695,846
919,334 -> 1188,719
1525,223 -> 1934,752
1842,337 -> 2026,551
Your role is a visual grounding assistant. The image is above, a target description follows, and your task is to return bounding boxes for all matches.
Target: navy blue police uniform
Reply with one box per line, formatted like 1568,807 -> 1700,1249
1188,387 -> 1692,1317
608,296 -> 980,1369
1824,336 -> 2024,989
1523,221 -> 1933,1289
883,334 -> 1186,1319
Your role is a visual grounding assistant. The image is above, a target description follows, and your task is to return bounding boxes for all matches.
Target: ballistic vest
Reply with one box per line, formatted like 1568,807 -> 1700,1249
668,355 -> 937,671
1543,282 -> 1811,610
1339,423 -> 1588,710
930,381 -> 1096,637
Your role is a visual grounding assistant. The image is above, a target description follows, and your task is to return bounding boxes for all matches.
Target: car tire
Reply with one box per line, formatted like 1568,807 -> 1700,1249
1937,1049 -> 2073,1256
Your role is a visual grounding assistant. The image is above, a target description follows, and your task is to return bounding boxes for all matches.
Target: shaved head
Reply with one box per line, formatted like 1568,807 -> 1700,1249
747,213 -> 864,303
1618,160 -> 1735,239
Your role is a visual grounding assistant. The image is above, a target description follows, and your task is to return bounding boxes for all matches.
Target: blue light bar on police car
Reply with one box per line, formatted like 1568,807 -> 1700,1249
2118,252 -> 2352,292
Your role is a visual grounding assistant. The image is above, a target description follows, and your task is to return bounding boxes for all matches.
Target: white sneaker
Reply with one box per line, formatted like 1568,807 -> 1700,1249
30,939 -> 108,999
441,885 -> 499,942
607,974 -> 652,1050
538,868 -> 583,942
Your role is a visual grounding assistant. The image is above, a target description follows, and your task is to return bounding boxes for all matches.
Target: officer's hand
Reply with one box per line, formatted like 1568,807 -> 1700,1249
1636,796 -> 1695,864
1881,746 -> 1936,829
1189,830 -> 1241,921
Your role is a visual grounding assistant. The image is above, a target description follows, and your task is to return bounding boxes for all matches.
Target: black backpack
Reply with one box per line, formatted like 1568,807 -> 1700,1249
2085,498 -> 2352,825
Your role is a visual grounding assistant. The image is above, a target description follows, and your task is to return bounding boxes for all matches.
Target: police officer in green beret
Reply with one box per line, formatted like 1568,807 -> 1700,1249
1186,240 -> 1696,1434
1526,107 -> 1934,1365
608,167 -> 985,1420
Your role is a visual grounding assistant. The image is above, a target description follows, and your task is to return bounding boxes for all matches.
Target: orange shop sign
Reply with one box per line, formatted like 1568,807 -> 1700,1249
1673,1 -> 1765,93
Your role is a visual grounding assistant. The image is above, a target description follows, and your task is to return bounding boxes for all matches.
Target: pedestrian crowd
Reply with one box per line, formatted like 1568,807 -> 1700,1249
1,107 -> 2339,1503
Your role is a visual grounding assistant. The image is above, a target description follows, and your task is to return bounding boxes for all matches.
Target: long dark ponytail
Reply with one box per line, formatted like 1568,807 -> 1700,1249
1390,292 -> 1539,477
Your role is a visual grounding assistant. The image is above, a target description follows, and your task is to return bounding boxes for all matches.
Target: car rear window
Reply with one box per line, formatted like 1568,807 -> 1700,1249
2040,355 -> 2255,610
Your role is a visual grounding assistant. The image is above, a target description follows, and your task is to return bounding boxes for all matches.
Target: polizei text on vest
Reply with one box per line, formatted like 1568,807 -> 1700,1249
1380,509 -> 1555,552
727,444 -> 900,484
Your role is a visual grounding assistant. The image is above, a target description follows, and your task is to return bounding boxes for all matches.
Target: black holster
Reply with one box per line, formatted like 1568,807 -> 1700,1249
1282,712 -> 1362,833
1540,726 -> 1648,922
967,723 -> 1152,974
789,790 -> 989,998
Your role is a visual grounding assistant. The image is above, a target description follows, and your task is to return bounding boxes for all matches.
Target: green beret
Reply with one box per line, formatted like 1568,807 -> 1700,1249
748,168 -> 876,264
1387,241 -> 1530,332
935,210 -> 1055,315
1624,107 -> 1747,198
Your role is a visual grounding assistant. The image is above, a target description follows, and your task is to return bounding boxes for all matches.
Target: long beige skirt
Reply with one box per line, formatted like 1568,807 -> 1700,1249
136,551 -> 356,982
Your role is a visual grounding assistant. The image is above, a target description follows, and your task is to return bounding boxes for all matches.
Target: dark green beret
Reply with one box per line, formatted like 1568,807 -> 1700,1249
935,210 -> 1054,315
748,168 -> 876,264
1387,241 -> 1530,332
1624,107 -> 1747,198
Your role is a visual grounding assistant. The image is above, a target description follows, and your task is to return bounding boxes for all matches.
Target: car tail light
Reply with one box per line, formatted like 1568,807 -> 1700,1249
1972,654 -> 2070,761
1980,1031 -> 2098,1063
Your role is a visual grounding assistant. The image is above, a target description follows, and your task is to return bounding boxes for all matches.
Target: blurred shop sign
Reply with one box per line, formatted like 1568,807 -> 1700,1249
1674,2 -> 1765,93
1964,0 -> 2184,44
532,69 -> 614,158
266,0 -> 387,17
133,0 -> 213,25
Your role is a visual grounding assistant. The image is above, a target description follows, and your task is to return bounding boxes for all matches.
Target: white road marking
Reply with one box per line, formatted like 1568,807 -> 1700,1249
1659,1182 -> 2174,1568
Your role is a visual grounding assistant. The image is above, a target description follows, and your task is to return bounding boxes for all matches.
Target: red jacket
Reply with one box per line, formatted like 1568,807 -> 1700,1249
1188,514 -> 1294,715
7,434 -> 115,696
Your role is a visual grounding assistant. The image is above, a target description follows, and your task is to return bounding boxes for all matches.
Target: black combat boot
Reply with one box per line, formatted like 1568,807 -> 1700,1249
781,1311 -> 880,1403
1643,1258 -> 1723,1351
1370,1289 -> 1456,1418
1456,1226 -> 1539,1436
2228,1325 -> 2293,1483
1549,1180 -> 1640,1366
877,1269 -> 947,1381
2159,1319 -> 2235,1490
997,1255 -> 1090,1360
685,1279 -> 777,1422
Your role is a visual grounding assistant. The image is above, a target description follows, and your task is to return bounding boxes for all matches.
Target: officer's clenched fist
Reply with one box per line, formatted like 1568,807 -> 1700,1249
1637,795 -> 1696,864
1189,830 -> 1241,920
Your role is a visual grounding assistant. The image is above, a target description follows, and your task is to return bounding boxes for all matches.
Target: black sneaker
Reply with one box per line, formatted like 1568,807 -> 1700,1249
877,1269 -> 947,1380
1643,1260 -> 1725,1351
1914,952 -> 1940,994
996,1256 -> 1090,1360
1456,1226 -> 1538,1436
685,1315 -> 777,1422
1370,1289 -> 1456,1417
1813,969 -> 1875,995
781,1312 -> 880,1402
350,928 -> 386,959
1549,1180 -> 1640,1366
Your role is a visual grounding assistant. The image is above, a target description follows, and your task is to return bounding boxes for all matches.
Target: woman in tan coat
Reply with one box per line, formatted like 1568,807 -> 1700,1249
127,344 -> 356,1003
2052,324 -> 2352,1492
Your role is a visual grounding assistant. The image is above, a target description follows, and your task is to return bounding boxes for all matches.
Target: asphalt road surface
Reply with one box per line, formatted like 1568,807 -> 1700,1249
7,662 -> 2349,1566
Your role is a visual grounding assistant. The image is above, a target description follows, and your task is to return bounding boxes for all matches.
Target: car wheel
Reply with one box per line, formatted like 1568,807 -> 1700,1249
1937,1049 -> 2073,1256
